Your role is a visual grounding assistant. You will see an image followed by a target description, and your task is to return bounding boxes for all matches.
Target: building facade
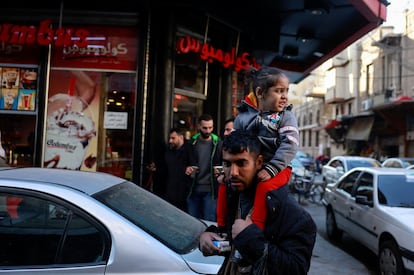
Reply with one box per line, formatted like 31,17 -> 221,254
293,9 -> 414,160
0,1 -> 387,192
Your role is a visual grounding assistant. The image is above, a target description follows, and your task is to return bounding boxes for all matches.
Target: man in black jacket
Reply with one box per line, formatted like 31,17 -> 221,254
199,130 -> 316,274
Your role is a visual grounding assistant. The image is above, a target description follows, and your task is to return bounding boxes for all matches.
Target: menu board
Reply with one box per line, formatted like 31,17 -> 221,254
0,66 -> 37,111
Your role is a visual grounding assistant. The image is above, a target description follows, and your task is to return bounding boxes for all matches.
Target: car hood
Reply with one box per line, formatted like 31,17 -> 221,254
182,248 -> 224,274
382,207 -> 414,228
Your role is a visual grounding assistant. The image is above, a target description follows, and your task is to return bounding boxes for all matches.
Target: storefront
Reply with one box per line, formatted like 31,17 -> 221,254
0,6 -> 249,188
1,1 -> 388,189
0,14 -> 140,182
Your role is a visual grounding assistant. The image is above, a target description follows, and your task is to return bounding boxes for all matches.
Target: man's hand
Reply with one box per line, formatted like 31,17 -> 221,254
232,214 -> 253,239
199,232 -> 225,256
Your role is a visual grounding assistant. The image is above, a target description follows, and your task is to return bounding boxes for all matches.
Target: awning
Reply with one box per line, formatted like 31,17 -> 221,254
313,120 -> 341,131
346,116 -> 374,140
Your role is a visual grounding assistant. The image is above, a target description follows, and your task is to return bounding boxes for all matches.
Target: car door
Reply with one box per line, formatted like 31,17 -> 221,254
0,189 -> 110,274
346,172 -> 377,251
331,170 -> 362,233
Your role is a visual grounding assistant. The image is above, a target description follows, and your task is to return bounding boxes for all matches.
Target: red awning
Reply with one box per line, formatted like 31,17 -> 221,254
312,120 -> 341,131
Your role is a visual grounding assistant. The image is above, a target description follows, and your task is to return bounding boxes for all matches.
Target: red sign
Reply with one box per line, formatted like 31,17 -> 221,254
52,26 -> 138,71
176,35 -> 260,72
0,20 -> 89,47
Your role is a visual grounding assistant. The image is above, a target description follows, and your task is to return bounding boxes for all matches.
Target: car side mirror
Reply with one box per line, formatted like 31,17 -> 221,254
355,195 -> 373,207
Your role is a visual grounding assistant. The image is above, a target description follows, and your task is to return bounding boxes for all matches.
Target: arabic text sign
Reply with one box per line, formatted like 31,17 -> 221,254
104,111 -> 128,129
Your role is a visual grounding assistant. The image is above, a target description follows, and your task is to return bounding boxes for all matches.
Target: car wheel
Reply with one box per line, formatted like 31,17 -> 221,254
379,240 -> 404,275
326,208 -> 342,241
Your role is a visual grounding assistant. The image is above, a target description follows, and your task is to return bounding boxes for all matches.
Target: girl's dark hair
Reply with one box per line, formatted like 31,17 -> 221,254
244,66 -> 288,94
222,130 -> 261,155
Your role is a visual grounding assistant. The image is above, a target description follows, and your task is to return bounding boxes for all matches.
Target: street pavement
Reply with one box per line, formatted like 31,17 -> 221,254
304,202 -> 371,275
300,173 -> 372,274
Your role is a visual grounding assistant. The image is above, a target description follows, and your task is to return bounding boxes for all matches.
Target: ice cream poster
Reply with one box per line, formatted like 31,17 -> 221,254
0,67 -> 19,110
0,66 -> 37,111
44,70 -> 100,171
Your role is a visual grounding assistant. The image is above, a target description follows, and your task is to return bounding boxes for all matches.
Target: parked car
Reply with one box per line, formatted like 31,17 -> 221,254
0,167 -> 224,274
321,156 -> 381,186
295,151 -> 315,170
322,167 -> 414,274
381,157 -> 414,168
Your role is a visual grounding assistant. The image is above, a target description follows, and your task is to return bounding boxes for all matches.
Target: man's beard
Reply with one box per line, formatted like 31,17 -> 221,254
200,132 -> 210,139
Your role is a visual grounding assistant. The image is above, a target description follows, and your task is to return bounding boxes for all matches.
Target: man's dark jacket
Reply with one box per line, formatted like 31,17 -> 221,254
163,141 -> 193,207
209,181 -> 317,275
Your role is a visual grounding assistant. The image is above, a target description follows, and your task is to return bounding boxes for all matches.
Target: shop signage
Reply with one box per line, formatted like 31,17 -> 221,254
0,20 -> 89,47
176,35 -> 260,72
52,26 -> 138,71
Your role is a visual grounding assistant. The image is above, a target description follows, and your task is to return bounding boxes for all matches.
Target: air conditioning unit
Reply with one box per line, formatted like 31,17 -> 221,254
361,99 -> 373,111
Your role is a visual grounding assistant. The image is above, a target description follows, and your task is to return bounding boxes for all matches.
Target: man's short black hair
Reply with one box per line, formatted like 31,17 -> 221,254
198,113 -> 213,123
222,130 -> 261,155
169,127 -> 185,136
224,116 -> 235,124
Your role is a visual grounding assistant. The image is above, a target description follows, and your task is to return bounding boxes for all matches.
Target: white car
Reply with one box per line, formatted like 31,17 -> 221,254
381,157 -> 414,168
0,167 -> 224,274
321,156 -> 381,186
322,167 -> 414,274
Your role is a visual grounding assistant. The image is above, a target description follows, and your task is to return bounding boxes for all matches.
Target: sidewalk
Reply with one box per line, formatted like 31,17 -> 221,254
302,194 -> 371,275
309,231 -> 371,275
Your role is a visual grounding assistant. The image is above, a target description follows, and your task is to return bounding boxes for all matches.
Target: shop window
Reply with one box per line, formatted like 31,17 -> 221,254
174,27 -> 208,138
0,66 -> 38,167
44,25 -> 138,179
44,70 -> 136,180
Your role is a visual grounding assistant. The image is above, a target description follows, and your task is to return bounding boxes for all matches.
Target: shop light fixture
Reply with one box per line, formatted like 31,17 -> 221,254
304,0 -> 330,15
282,46 -> 299,59
313,51 -> 324,57
296,28 -> 315,43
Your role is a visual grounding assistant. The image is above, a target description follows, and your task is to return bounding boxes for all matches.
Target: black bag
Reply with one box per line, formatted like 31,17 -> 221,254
219,244 -> 268,275
250,243 -> 268,275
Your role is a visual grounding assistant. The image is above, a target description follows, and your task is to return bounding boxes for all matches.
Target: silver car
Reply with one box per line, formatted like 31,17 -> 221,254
0,167 -> 224,274
321,156 -> 381,186
323,167 -> 414,274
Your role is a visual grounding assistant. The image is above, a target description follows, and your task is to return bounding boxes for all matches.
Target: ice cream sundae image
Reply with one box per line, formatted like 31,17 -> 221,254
44,77 -> 96,170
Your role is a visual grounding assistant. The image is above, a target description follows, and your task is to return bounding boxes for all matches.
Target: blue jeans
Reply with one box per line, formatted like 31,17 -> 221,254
187,191 -> 216,222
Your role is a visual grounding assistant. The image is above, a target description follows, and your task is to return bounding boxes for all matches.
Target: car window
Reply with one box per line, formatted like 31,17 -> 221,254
337,170 -> 361,194
355,172 -> 374,203
94,181 -> 206,254
347,159 -> 381,170
329,160 -> 342,168
383,160 -> 399,168
377,174 -> 414,207
0,192 -> 109,267
402,159 -> 414,167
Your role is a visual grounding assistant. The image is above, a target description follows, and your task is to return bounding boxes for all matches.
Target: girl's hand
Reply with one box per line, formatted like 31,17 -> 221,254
257,169 -> 271,181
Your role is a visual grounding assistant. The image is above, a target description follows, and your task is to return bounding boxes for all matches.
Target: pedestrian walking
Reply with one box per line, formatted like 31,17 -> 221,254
223,116 -> 235,137
162,128 -> 193,211
186,114 -> 222,222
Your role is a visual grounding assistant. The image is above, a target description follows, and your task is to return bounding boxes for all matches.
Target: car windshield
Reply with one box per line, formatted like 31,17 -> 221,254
402,159 -> 414,167
347,160 -> 381,170
377,175 -> 414,207
93,181 -> 206,254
